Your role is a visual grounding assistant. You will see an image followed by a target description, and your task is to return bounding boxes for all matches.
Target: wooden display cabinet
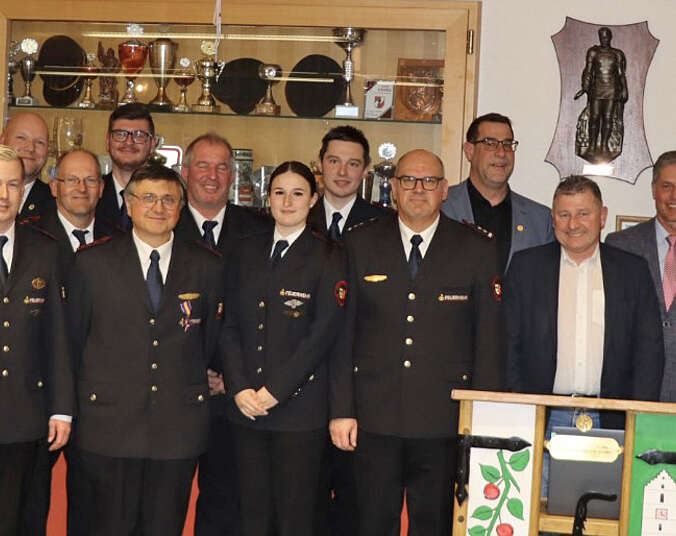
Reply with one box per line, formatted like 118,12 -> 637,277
0,0 -> 480,182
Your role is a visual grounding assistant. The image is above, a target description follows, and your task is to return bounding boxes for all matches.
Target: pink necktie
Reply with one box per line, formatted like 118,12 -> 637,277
664,236 -> 676,310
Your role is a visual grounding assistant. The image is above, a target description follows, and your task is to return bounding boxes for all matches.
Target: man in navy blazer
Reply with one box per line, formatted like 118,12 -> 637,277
442,113 -> 553,272
606,150 -> 676,402
505,176 -> 664,431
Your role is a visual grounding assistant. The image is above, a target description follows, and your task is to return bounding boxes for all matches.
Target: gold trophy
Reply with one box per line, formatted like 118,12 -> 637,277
172,57 -> 195,113
16,37 -> 39,106
78,53 -> 98,109
192,41 -> 224,113
254,64 -> 282,115
118,25 -> 148,105
148,37 -> 178,109
333,27 -> 366,118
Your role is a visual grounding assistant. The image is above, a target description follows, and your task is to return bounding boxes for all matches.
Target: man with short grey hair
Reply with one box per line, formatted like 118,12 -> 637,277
176,132 -> 271,536
606,150 -> 676,401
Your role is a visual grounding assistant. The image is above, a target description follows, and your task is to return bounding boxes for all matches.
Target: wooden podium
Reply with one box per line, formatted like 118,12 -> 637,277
450,390 -> 676,536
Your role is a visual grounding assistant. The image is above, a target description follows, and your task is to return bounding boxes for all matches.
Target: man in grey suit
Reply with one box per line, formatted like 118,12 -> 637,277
442,112 -> 554,272
606,150 -> 676,401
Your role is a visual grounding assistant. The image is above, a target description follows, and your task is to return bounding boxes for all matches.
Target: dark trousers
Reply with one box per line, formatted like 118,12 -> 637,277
73,447 -> 197,536
232,424 -> 325,536
354,429 -> 456,536
0,440 -> 39,536
195,412 -> 241,536
316,442 -> 358,536
19,440 -> 60,536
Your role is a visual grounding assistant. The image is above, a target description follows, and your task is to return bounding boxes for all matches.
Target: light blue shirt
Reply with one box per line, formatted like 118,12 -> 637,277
656,219 -> 670,281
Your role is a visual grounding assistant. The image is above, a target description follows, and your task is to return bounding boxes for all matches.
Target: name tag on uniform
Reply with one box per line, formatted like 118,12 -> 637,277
438,293 -> 469,302
364,274 -> 387,283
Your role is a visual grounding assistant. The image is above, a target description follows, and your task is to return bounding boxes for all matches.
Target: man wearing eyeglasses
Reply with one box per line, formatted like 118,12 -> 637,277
21,149 -> 113,536
0,111 -> 53,219
442,112 -> 553,273
67,163 -> 224,535
176,133 -> 271,536
96,103 -> 158,232
331,149 -> 503,536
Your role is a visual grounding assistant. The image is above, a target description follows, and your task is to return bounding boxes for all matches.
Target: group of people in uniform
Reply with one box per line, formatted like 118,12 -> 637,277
0,104 -> 672,536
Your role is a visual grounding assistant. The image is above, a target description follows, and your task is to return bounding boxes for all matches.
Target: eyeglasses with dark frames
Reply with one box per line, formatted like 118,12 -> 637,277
109,129 -> 153,144
469,137 -> 519,152
395,175 -> 444,191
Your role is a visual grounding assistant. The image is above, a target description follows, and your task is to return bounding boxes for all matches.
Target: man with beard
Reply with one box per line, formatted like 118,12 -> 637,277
95,103 -> 157,231
0,111 -> 53,219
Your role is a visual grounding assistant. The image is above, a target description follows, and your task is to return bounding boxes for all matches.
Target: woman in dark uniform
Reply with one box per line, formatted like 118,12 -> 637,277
223,161 -> 348,536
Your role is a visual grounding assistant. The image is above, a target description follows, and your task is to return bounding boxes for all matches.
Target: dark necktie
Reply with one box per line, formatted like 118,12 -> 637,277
0,236 -> 8,286
270,240 -> 289,268
120,190 -> 131,230
72,229 -> 89,249
147,250 -> 163,313
327,212 -> 343,241
202,220 -> 218,249
408,234 -> 423,279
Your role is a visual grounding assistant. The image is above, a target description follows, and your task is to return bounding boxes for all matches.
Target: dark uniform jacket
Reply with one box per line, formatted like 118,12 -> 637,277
0,223 -> 73,443
223,226 -> 347,431
332,213 -> 503,438
94,172 -> 126,231
67,233 -> 224,459
33,204 -> 115,274
19,179 -> 55,220
504,242 -> 664,423
307,195 -> 390,234
174,202 -> 272,258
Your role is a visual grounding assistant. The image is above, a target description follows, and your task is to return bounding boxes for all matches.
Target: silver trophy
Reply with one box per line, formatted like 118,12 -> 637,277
78,53 -> 98,109
254,64 -> 282,115
148,37 -> 178,109
6,41 -> 20,105
333,27 -> 366,118
16,38 -> 39,106
192,41 -> 224,113
372,142 -> 396,208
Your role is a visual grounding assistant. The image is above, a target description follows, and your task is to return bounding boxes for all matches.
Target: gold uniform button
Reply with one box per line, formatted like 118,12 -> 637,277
2,321 -> 9,328
197,394 -> 205,402
2,297 -> 9,304
28,203 -> 35,211
152,339 -> 159,347
353,366 -> 359,373
258,301 -> 265,308
408,292 -> 416,301
256,367 -> 263,374
149,318 -> 156,326
151,363 -> 158,370
462,374 -> 469,381
151,385 -> 158,392
404,337 -> 413,346
37,380 -> 44,388
2,345 -> 9,352
89,393 -> 96,401
403,360 -> 412,368
406,315 -> 414,323
256,345 -> 263,352
258,323 -> 264,330
1,369 -> 7,376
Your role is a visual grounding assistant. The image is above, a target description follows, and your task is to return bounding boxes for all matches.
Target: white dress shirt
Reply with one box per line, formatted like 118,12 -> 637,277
270,225 -> 305,258
132,230 -> 173,283
189,202 -> 227,244
0,222 -> 15,272
19,179 -> 37,213
323,195 -> 356,233
57,210 -> 95,252
553,244 -> 605,395
112,173 -> 126,210
398,215 -> 440,260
